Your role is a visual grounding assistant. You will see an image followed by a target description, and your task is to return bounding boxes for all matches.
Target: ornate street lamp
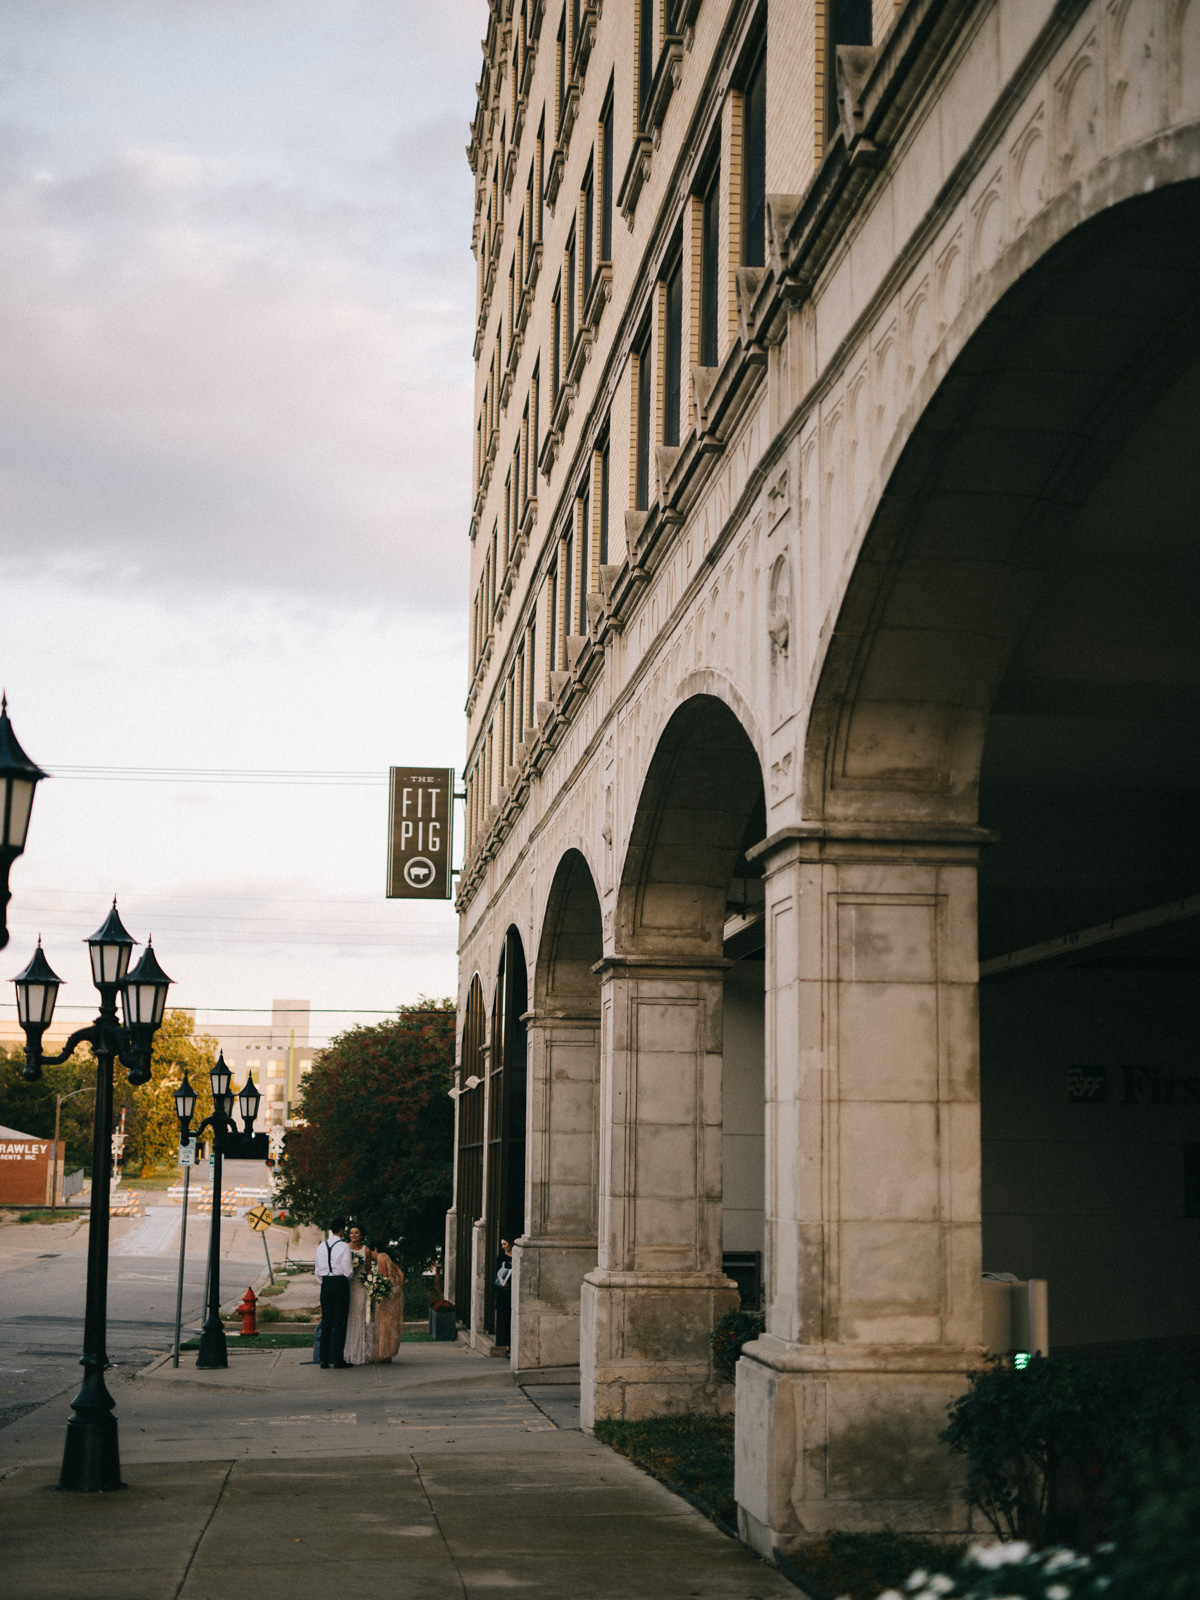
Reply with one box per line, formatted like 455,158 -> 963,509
180,1053 -> 267,1370
0,696 -> 46,950
11,902 -> 172,1492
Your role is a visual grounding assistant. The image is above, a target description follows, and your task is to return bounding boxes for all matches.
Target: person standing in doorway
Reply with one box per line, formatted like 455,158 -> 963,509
315,1219 -> 354,1368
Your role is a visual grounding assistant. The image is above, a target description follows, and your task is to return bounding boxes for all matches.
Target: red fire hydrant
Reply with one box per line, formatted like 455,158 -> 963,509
236,1287 -> 258,1337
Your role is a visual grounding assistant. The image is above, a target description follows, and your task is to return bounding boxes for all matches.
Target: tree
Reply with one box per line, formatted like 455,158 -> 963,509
0,1010 -> 217,1177
275,999 -> 454,1276
116,1011 -> 219,1175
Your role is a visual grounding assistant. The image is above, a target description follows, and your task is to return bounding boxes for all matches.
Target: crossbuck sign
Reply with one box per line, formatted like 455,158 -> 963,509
386,768 -> 454,900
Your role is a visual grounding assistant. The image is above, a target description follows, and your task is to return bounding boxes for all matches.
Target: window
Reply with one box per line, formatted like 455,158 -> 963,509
567,228 -> 577,350
827,0 -> 872,136
600,89 -> 614,261
700,166 -> 720,367
563,527 -> 574,646
577,484 -> 590,629
536,115 -> 545,240
634,325 -> 652,511
556,13 -> 567,133
742,41 -> 766,267
551,284 -> 561,399
582,164 -> 594,301
548,562 -> 559,672
599,436 -> 610,565
531,361 -> 540,468
663,252 -> 683,447
638,0 -> 655,131
527,620 -> 537,720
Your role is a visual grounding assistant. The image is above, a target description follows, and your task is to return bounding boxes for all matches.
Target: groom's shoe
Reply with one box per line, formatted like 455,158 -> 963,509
333,1361 -> 350,1369
320,1362 -> 330,1369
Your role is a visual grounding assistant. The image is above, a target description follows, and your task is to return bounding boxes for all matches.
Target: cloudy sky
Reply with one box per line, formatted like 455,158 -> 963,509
0,0 -> 486,1047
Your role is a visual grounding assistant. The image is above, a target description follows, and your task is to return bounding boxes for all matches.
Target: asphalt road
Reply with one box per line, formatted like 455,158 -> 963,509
0,1197 -> 275,1437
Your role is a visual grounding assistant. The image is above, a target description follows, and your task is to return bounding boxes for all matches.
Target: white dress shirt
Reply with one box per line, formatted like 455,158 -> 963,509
314,1234 -> 354,1279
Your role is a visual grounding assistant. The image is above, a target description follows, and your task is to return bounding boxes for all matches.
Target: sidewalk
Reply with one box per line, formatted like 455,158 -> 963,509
0,1337 -> 795,1600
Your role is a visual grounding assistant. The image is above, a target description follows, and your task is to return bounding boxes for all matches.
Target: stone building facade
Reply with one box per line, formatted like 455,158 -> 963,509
451,0 -> 1200,1553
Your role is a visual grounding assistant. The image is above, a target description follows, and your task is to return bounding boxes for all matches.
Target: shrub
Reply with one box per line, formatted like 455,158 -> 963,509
794,1531 -> 967,1600
711,1308 -> 764,1381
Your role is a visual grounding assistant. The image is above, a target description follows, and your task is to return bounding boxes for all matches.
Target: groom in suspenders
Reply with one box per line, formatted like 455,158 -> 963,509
315,1220 -> 354,1368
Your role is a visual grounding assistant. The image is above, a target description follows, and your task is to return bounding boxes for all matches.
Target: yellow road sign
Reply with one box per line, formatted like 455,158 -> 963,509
246,1203 -> 274,1233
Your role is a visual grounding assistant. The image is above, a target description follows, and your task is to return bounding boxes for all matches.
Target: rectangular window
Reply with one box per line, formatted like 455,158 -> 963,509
599,437 -> 610,564
515,648 -> 524,744
600,90 -> 614,261
527,621 -> 537,721
563,529 -> 574,648
578,485 -> 590,628
567,229 -> 577,351
531,361 -> 540,468
571,0 -> 580,58
663,253 -> 683,447
551,285 -> 561,398
700,167 -> 720,367
556,14 -> 566,132
742,41 -> 766,267
548,564 -> 558,677
638,0 -> 654,130
635,328 -> 652,511
536,116 -> 545,239
582,165 -> 594,301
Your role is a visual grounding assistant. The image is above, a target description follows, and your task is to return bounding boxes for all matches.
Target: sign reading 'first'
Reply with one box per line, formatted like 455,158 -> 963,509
387,768 -> 454,899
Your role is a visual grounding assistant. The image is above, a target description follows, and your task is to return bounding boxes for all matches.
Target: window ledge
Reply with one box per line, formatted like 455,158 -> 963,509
617,135 -> 652,227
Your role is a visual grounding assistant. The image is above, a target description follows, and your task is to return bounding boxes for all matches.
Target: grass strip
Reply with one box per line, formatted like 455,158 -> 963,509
594,1413 -> 737,1527
179,1328 -> 435,1351
790,1532 -> 968,1600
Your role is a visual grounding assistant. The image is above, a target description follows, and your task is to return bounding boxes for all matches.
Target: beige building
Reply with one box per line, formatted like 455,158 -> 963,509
200,1001 -> 313,1131
451,0 -> 1200,1552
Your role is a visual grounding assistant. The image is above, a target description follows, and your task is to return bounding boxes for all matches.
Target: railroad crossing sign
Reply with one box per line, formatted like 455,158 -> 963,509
268,1127 -> 286,1159
245,1203 -> 274,1233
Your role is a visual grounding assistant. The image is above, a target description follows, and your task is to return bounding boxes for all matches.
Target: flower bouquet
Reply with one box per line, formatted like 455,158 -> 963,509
357,1261 -> 393,1306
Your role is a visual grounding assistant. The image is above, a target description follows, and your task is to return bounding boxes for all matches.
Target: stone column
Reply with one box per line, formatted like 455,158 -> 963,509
512,1010 -> 600,1379
581,957 -> 740,1427
735,829 -> 984,1553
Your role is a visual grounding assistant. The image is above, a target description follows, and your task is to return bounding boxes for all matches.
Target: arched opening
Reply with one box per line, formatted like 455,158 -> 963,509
801,180 -> 1200,1358
515,850 -> 603,1377
584,694 -> 766,1422
484,927 -> 528,1347
739,178 -> 1200,1544
454,975 -> 487,1324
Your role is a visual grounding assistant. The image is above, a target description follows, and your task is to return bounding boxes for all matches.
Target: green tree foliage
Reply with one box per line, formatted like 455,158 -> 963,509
0,1010 -> 217,1177
275,1000 -> 454,1276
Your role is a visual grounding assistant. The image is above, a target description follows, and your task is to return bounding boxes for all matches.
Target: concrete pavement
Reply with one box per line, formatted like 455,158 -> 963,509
0,1335 -> 797,1599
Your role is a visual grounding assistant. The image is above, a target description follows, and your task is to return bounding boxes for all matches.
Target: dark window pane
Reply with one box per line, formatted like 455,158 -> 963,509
743,46 -> 766,268
601,100 -> 614,260
599,442 -> 609,564
638,0 -> 654,127
583,174 -> 594,297
636,337 -> 651,510
664,256 -> 683,447
701,172 -> 720,367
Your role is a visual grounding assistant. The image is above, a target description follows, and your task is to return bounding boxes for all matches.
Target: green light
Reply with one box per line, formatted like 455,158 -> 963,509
1013,1351 -> 1031,1370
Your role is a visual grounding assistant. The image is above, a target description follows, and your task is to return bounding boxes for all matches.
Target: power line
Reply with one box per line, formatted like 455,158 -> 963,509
44,765 -> 388,787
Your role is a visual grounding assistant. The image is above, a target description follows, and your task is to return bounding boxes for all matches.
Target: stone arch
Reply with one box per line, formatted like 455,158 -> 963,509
513,849 -> 603,1377
617,693 -> 766,959
803,177 -> 1200,830
452,973 -> 487,1322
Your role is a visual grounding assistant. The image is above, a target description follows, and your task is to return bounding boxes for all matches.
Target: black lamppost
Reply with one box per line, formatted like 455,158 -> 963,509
0,696 -> 46,950
177,1053 -> 265,1369
12,904 -> 172,1492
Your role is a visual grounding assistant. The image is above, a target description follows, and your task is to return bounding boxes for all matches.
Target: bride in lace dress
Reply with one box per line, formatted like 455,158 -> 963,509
343,1224 -> 370,1365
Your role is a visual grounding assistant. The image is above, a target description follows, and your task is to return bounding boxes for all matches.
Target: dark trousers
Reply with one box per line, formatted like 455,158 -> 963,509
319,1276 -> 350,1365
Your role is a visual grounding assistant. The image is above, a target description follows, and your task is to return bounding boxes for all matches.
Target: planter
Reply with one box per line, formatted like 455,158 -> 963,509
430,1308 -> 457,1341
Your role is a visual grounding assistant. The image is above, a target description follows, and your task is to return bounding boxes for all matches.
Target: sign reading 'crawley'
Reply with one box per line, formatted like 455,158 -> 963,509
387,768 -> 454,899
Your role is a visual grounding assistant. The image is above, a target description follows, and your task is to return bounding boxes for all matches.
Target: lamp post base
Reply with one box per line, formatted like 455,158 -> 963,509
196,1317 -> 228,1369
59,1409 -> 123,1493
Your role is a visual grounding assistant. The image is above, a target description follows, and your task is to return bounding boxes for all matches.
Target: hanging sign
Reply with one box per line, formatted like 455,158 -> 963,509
386,767 -> 454,899
178,1138 -> 197,1167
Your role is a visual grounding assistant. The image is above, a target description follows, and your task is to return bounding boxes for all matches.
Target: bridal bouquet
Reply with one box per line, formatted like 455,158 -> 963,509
357,1261 -> 393,1305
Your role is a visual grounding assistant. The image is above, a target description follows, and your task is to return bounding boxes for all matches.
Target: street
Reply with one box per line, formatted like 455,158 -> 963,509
0,1188 -> 279,1440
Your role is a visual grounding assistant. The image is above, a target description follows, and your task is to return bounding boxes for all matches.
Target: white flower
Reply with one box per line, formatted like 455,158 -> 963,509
966,1541 -> 1031,1569
926,1578 -> 956,1595
905,1572 -> 929,1590
1045,1586 -> 1071,1599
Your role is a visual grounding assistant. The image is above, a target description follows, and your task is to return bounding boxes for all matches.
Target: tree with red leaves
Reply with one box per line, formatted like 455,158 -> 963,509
275,999 -> 454,1276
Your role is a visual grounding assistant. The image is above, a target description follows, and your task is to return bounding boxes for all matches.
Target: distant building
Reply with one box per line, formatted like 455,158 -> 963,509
200,1000 -> 313,1131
